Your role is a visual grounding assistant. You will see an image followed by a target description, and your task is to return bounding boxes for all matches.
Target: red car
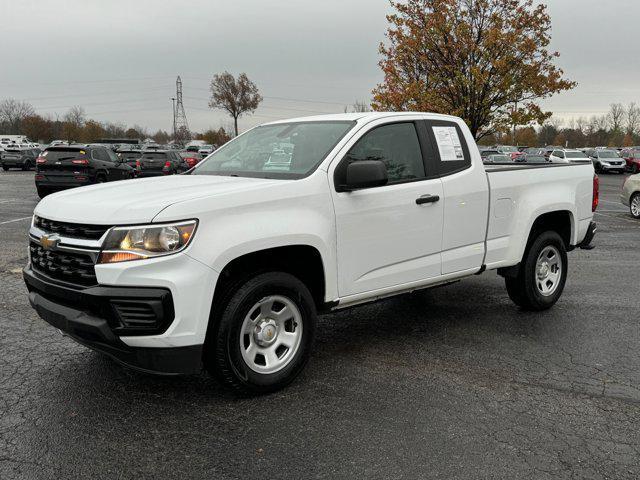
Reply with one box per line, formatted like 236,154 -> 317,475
179,152 -> 203,169
620,148 -> 640,173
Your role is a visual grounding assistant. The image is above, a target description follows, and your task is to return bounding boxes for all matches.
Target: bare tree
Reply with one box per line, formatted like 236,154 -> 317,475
607,103 -> 625,133
208,72 -> 262,136
626,102 -> 640,137
62,106 -> 86,143
0,99 -> 36,133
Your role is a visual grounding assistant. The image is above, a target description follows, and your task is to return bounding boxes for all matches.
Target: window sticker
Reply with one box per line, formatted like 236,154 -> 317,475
432,126 -> 464,161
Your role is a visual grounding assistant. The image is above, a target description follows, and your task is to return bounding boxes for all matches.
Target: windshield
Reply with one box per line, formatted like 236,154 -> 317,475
193,121 -> 355,179
599,150 -> 619,158
499,146 -> 518,152
565,151 -> 587,159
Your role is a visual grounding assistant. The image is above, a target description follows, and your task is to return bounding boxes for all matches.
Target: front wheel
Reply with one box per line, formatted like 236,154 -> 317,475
505,231 -> 568,311
204,272 -> 317,395
36,186 -> 51,198
630,193 -> 640,219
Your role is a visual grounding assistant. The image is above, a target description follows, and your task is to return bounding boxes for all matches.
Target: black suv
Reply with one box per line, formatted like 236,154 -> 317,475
1,148 -> 39,171
35,145 -> 134,198
116,149 -> 143,176
138,150 -> 190,177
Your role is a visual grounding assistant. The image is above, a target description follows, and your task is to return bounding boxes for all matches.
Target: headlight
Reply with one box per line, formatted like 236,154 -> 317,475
98,220 -> 197,264
600,161 -> 610,166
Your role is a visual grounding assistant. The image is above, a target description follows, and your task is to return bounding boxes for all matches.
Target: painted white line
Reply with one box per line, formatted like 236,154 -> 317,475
0,216 -> 31,225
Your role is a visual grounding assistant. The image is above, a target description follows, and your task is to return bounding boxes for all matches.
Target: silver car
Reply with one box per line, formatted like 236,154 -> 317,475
587,149 -> 626,174
621,174 -> 640,218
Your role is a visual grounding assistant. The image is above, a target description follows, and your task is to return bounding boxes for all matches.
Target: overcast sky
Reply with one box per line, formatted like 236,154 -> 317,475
1,0 -> 639,134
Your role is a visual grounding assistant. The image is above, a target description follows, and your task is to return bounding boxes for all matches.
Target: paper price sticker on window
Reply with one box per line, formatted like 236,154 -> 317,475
432,126 -> 464,161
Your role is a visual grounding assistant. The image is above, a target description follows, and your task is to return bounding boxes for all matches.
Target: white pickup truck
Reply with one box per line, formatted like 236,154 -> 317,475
24,112 -> 597,394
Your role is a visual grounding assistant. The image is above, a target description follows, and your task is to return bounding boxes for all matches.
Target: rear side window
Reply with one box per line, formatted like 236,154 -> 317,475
345,122 -> 425,183
424,120 -> 471,177
92,149 -> 109,161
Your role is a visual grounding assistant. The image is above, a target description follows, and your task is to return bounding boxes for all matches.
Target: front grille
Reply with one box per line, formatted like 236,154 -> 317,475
35,216 -> 111,240
29,242 -> 97,286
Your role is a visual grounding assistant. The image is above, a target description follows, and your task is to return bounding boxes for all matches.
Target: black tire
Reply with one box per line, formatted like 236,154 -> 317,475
594,163 -> 602,174
505,231 -> 568,311
95,174 -> 107,183
204,271 -> 317,395
2,165 -> 8,171
630,192 -> 640,219
22,161 -> 32,171
634,164 -> 640,174
37,186 -> 50,198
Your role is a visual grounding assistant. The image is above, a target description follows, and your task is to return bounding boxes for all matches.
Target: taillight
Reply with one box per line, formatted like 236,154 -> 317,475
36,156 -> 46,164
72,159 -> 89,165
35,174 -> 44,180
164,161 -> 171,168
592,174 -> 599,212
135,159 -> 141,168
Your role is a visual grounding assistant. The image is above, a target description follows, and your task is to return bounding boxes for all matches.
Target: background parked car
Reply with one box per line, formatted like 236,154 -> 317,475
198,144 -> 215,155
621,174 -> 640,218
35,145 -> 134,197
482,153 -> 512,164
549,149 -> 591,164
116,149 -> 143,176
620,148 -> 640,173
178,151 -> 203,169
518,154 -> 548,164
478,148 -> 501,160
587,149 -> 626,173
1,148 -> 38,171
496,145 -> 524,161
138,150 -> 190,177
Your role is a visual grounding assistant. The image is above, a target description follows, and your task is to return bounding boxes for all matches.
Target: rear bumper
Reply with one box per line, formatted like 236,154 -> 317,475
23,265 -> 203,374
137,171 -> 165,177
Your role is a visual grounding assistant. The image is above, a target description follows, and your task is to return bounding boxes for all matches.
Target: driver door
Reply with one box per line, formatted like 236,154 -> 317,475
330,120 -> 444,298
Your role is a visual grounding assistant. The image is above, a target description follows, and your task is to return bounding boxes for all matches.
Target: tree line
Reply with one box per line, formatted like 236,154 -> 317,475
0,98 -> 231,146
479,103 -> 640,148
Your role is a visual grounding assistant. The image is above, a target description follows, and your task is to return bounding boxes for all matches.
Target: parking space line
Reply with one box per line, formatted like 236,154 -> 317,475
0,216 -> 31,225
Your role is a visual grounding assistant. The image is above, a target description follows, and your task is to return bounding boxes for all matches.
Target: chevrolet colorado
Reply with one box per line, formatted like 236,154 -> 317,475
24,112 -> 598,394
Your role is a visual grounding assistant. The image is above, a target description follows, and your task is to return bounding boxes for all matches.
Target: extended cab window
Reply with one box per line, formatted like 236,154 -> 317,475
426,121 -> 471,177
345,122 -> 425,183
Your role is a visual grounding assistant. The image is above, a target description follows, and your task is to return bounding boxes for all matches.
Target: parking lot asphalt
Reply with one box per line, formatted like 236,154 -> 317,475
1,170 -> 640,479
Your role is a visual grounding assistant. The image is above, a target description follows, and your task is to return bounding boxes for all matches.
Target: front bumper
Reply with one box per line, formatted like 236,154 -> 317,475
24,265 -> 203,374
599,163 -> 625,172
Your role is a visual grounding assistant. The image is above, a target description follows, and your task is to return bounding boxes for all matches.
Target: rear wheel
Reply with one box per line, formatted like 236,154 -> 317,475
22,161 -> 32,171
204,272 -> 316,395
505,231 -> 568,311
95,174 -> 106,183
630,193 -> 640,219
1,165 -> 8,171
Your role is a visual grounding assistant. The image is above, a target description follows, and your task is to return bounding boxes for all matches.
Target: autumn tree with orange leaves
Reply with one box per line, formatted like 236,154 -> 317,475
372,0 -> 576,140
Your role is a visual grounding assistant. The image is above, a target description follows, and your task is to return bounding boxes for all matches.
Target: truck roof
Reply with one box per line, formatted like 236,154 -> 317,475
263,111 -> 462,125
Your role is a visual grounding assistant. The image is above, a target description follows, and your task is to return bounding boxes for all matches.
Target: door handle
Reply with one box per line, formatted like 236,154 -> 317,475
416,194 -> 440,205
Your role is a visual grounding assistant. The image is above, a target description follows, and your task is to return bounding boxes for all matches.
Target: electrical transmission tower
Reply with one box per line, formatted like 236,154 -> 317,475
173,76 -> 190,143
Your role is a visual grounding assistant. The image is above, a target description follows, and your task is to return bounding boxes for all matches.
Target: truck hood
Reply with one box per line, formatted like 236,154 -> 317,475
34,174 -> 282,225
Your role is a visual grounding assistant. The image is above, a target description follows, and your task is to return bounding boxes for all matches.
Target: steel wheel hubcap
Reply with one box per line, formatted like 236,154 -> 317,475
535,245 -> 562,296
240,295 -> 303,374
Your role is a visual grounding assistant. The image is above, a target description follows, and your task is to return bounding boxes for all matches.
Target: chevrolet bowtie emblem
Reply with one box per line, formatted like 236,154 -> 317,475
40,234 -> 60,250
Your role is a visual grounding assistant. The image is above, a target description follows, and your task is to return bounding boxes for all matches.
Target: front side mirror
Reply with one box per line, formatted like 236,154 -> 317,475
340,160 -> 388,191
